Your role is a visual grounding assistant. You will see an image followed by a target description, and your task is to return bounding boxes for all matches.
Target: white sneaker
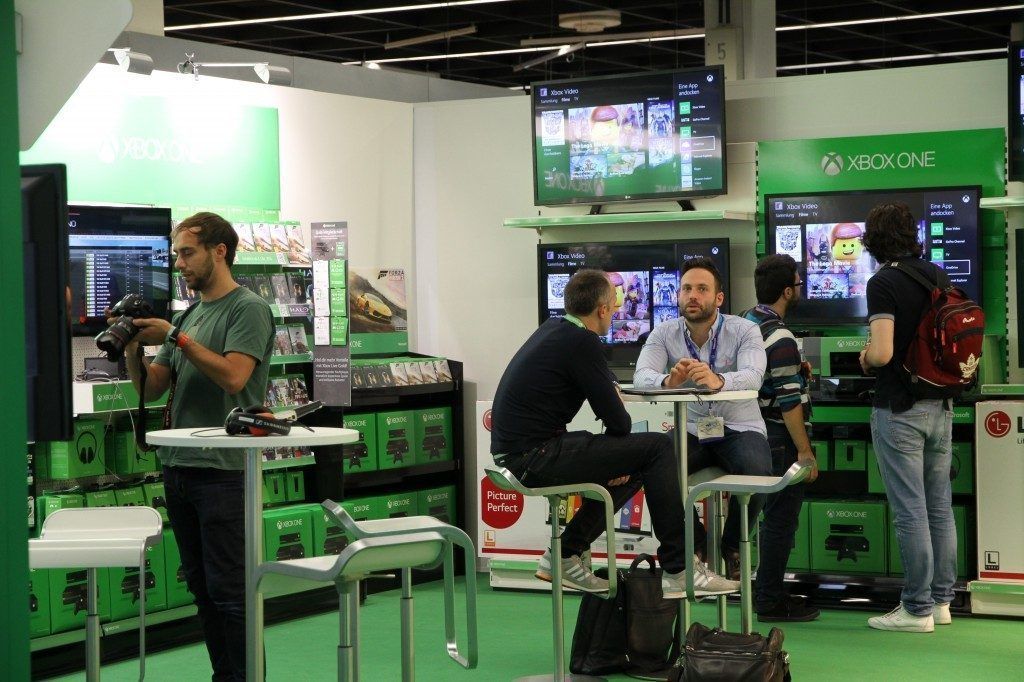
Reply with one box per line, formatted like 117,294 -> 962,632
868,605 -> 934,633
535,549 -> 609,593
933,602 -> 952,625
661,555 -> 740,600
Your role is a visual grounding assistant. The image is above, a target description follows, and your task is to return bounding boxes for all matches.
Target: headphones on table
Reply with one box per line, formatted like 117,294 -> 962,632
224,400 -> 324,436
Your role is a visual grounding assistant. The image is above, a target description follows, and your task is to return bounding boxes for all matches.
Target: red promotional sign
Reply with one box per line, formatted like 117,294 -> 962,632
480,476 -> 523,529
482,409 -> 493,432
985,411 -> 1011,438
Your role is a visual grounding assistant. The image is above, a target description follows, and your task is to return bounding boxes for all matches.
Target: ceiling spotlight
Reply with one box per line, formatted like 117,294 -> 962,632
107,48 -> 155,75
176,53 -> 292,85
365,62 -> 382,70
514,43 -> 585,72
558,10 -> 621,33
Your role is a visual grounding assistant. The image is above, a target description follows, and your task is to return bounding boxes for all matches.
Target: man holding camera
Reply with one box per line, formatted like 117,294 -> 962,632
121,211 -> 274,681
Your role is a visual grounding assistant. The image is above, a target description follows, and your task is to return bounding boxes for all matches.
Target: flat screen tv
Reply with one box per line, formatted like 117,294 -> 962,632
531,66 -> 727,206
67,205 -> 172,336
764,186 -> 981,326
1009,41 -> 1024,181
21,164 -> 73,442
537,239 -> 730,368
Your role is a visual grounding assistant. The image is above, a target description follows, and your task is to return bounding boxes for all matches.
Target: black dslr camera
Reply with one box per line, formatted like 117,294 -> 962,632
95,293 -> 155,361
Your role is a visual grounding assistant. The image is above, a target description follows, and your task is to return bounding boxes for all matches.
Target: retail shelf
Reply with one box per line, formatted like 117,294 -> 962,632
502,209 -> 754,229
263,455 -> 316,470
980,196 -> 1024,209
30,605 -> 198,651
73,380 -> 166,416
171,301 -> 310,318
811,404 -> 974,424
980,384 -> 1024,396
343,460 -> 458,490
270,352 -> 313,365
234,252 -> 312,267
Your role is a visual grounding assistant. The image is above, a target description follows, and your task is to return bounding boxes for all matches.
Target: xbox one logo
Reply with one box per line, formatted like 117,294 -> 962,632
821,152 -> 844,176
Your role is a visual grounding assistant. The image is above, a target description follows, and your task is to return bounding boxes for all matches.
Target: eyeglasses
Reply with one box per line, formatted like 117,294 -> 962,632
792,279 -> 804,288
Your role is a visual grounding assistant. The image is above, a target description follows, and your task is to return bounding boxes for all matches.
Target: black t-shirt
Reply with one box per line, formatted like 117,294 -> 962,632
490,317 -> 631,455
865,256 -> 945,412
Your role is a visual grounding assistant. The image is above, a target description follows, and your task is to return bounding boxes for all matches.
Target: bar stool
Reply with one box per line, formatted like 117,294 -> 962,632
256,501 -> 477,682
684,461 -> 812,633
28,506 -> 164,681
484,465 -> 617,682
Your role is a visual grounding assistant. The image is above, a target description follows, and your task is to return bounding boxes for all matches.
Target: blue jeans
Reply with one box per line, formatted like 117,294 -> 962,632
754,422 -> 807,611
688,429 -> 773,552
163,466 -> 246,681
870,400 -> 956,616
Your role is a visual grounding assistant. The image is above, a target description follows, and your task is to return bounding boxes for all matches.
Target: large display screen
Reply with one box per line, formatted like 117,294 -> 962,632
764,186 -> 981,326
68,205 -> 172,336
531,66 -> 727,206
537,239 -> 730,368
1009,41 -> 1024,181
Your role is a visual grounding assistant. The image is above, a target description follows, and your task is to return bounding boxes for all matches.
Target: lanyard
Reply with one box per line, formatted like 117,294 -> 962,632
754,304 -> 780,320
684,313 -> 724,371
562,314 -> 585,328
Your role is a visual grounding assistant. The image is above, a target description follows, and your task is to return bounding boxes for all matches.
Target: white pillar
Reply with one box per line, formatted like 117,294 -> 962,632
704,0 -> 776,80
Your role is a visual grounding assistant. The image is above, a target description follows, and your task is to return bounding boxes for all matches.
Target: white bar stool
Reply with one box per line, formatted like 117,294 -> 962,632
256,501 -> 477,682
28,506 -> 163,681
684,461 -> 812,633
484,465 -> 617,682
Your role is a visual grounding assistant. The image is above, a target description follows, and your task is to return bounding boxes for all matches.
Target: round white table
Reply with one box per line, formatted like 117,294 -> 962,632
147,427 -> 359,682
622,390 -> 758,630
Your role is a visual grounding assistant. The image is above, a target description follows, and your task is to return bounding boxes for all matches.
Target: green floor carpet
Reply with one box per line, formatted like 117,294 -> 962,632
41,577 -> 1023,681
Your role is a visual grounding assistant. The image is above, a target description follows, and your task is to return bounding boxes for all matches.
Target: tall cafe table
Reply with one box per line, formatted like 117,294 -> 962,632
146,426 -> 359,682
621,389 -> 758,630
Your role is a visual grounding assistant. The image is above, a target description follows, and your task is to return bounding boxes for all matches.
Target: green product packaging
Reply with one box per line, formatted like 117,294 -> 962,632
809,500 -> 887,575
108,542 -> 167,620
143,482 -> 169,522
263,506 -> 313,562
29,569 -> 51,638
418,486 -> 456,525
889,505 -> 968,578
330,316 -> 349,346
381,492 -> 418,519
330,288 -> 347,316
833,439 -> 866,472
751,502 -> 809,572
162,530 -> 193,608
36,494 -> 84,532
85,490 -> 118,508
342,414 -> 378,473
414,407 -> 453,465
951,442 -> 974,494
39,419 -> 106,479
866,444 -> 886,494
263,472 -> 287,505
285,471 -> 306,502
49,568 -> 111,633
811,440 -> 830,472
112,431 -> 160,475
308,497 -> 384,556
376,411 -> 413,470
328,259 -> 347,288
114,486 -> 146,507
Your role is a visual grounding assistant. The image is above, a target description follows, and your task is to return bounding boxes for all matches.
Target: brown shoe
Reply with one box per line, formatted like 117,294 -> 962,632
724,548 -> 741,581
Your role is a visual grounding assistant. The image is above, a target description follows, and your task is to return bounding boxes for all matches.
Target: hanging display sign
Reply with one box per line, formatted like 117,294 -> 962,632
311,222 -> 351,407
348,267 -> 409,355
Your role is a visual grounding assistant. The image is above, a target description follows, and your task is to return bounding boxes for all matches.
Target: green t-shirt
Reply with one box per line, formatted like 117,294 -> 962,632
152,285 -> 274,469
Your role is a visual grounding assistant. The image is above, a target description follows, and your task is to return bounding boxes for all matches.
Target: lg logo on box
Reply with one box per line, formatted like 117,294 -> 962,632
482,409 -> 493,432
985,411 -> 1012,438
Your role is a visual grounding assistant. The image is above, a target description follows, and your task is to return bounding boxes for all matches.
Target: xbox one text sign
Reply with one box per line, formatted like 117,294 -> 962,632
820,150 -> 936,176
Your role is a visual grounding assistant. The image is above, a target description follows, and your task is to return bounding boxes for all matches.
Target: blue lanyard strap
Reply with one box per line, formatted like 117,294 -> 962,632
754,304 -> 779,319
684,314 -> 725,371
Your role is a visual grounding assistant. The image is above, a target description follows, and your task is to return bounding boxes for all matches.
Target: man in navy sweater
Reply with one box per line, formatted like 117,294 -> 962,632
491,269 -> 738,598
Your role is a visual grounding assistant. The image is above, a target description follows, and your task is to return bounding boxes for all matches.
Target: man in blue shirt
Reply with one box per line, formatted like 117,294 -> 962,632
743,255 -> 820,622
634,257 -> 771,576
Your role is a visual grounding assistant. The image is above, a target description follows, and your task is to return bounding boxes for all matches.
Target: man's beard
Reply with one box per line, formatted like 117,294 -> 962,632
681,302 -> 716,324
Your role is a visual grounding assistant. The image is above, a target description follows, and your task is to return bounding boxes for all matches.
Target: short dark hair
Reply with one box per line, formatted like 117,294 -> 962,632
173,212 -> 239,266
754,254 -> 799,304
564,269 -> 613,316
862,202 -> 922,263
680,257 -> 723,292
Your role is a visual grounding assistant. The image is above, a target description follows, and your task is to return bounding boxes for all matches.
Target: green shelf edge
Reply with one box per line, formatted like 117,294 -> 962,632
263,456 -> 316,470
503,210 -> 754,229
811,405 -> 974,424
270,353 -> 313,365
30,605 -> 199,651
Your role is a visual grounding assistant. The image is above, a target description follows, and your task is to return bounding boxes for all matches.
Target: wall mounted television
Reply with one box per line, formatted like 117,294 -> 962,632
537,239 -> 730,368
531,65 -> 727,206
1009,41 -> 1024,181
764,186 -> 981,326
67,205 -> 172,337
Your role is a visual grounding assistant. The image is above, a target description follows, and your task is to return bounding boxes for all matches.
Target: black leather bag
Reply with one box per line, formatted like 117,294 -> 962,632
668,622 -> 792,682
569,554 -> 678,676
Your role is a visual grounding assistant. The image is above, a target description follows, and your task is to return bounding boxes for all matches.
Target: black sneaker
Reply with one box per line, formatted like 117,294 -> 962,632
724,548 -> 741,582
757,595 -> 820,623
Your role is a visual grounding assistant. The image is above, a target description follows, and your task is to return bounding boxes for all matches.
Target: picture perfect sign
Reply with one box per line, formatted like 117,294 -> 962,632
21,93 -> 281,210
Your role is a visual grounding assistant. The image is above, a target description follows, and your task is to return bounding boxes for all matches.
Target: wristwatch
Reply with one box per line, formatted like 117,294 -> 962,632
166,325 -> 180,346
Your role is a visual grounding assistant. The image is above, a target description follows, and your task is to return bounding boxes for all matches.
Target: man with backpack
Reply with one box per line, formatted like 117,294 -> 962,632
858,202 -> 983,633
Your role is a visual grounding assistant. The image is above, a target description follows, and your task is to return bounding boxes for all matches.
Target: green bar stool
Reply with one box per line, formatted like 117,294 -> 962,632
484,465 -> 617,682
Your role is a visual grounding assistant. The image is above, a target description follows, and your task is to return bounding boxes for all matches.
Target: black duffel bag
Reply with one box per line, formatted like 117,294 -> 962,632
570,554 -> 678,677
668,622 -> 791,682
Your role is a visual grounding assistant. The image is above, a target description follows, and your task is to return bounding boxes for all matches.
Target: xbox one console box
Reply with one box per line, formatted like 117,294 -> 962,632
414,407 -> 453,465
377,411 -> 413,470
810,500 -> 886,575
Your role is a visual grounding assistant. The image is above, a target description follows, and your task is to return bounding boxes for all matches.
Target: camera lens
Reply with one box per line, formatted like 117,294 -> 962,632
95,316 -> 139,361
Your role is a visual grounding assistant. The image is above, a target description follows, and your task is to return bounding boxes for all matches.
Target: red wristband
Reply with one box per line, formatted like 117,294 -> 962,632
176,332 -> 191,349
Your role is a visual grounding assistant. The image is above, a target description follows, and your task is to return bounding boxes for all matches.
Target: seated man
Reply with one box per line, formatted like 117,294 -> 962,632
491,269 -> 737,598
633,257 -> 772,576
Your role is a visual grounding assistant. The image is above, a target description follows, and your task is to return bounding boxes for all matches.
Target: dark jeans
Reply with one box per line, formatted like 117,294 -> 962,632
754,423 -> 807,611
163,466 -> 246,682
508,430 -> 687,573
687,429 -> 773,553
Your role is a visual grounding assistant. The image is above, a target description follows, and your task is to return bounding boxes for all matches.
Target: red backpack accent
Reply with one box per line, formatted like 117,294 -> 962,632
887,261 -> 985,399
